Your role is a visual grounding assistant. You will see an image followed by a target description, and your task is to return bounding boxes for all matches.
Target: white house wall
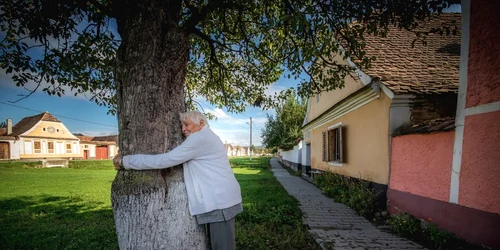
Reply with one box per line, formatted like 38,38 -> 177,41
280,141 -> 303,171
109,145 -> 116,158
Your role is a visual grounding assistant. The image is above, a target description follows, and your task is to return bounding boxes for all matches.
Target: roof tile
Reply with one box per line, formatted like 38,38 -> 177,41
362,13 -> 460,94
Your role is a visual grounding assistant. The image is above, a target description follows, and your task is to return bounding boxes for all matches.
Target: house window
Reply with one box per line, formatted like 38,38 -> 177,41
48,142 -> 54,154
34,141 -> 42,154
84,145 -> 88,148
43,128 -> 46,131
66,143 -> 72,154
322,123 -> 343,165
56,129 -> 60,133
24,140 -> 32,154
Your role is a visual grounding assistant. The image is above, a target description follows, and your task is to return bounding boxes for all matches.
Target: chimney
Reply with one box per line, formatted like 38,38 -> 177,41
7,118 -> 12,135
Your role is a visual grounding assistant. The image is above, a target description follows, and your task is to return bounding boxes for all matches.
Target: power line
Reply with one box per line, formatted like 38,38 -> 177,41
252,122 -> 263,132
0,101 -> 118,128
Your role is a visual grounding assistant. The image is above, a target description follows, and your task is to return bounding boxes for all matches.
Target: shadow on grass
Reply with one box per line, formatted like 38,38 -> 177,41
0,195 -> 117,250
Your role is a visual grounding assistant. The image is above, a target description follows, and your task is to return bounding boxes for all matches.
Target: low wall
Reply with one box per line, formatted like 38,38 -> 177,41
389,131 -> 500,248
281,143 -> 302,171
281,159 -> 301,171
388,189 -> 500,248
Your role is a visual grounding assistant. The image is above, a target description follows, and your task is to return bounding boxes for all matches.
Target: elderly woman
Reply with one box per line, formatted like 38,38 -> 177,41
113,111 -> 242,250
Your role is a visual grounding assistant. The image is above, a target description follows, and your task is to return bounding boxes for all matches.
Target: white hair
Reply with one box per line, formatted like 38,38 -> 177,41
180,111 -> 209,127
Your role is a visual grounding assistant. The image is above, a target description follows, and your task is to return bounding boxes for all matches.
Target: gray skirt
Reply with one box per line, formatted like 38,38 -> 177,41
195,203 -> 243,225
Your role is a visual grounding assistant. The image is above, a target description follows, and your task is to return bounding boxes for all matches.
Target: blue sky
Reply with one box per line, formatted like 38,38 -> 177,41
0,4 -> 460,147
0,72 -> 296,147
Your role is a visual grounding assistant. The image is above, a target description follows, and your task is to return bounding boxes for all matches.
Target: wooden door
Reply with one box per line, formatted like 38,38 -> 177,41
0,142 -> 9,159
95,146 -> 108,159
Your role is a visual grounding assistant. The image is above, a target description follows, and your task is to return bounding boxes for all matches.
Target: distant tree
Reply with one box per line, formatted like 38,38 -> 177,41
73,133 -> 84,136
0,121 -> 6,128
262,92 -> 306,151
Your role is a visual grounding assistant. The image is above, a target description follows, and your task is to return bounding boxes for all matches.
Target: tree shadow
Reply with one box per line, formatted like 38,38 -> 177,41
0,195 -> 117,250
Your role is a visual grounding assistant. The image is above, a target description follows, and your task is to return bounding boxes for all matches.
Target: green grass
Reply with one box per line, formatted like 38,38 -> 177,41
232,157 -> 317,250
0,158 -> 317,250
0,163 -> 117,249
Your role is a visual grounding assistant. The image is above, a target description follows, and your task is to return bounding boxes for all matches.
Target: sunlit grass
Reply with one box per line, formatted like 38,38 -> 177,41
0,157 -> 317,250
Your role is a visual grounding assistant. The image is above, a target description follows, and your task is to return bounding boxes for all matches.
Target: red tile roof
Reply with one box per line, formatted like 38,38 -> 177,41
77,135 -> 118,144
9,112 -> 61,136
362,13 -> 461,94
393,117 -> 455,136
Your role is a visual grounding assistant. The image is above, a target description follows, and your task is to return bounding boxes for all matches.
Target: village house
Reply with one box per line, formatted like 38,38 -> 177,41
77,135 -> 118,160
0,112 -> 81,161
282,5 -> 499,248
0,112 -> 118,162
387,2 -> 500,247
300,13 -> 460,194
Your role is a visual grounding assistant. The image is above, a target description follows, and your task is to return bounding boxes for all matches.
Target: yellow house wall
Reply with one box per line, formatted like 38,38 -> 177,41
24,121 -> 78,139
309,64 -> 365,121
310,93 -> 392,185
19,138 -> 81,159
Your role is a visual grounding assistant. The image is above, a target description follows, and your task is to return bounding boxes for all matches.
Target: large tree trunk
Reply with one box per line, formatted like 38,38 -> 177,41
111,0 -> 207,249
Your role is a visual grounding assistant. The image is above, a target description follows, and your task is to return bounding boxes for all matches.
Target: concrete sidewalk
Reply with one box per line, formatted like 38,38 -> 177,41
270,158 -> 426,250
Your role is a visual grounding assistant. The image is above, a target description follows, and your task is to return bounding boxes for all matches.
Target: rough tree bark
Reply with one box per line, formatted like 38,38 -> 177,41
111,0 -> 207,249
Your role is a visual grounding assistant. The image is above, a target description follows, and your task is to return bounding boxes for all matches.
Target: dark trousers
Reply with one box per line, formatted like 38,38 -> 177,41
207,218 -> 236,250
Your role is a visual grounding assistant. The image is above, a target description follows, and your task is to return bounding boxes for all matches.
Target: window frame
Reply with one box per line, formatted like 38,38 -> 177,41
47,141 -> 55,154
33,140 -> 42,154
322,122 -> 343,167
66,143 -> 72,154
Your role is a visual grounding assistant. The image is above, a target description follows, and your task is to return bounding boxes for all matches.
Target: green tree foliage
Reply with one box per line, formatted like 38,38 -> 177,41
0,0 -> 458,113
262,92 -> 306,151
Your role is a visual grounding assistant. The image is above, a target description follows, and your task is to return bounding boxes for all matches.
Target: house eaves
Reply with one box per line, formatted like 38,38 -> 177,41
302,82 -> 381,132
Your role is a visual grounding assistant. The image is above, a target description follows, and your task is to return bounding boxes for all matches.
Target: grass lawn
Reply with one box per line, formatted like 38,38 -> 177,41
0,158 -> 317,250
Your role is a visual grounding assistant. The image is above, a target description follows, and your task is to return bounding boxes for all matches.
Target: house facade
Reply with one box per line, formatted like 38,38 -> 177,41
224,143 -> 233,156
0,112 -> 81,160
224,143 -> 250,157
0,112 -> 119,161
388,1 -> 500,248
78,135 -> 118,160
301,14 -> 461,192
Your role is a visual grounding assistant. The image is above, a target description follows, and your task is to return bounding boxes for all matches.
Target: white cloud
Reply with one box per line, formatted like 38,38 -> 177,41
206,108 -> 231,120
0,69 -> 105,101
211,127 -> 262,147
264,84 -> 286,97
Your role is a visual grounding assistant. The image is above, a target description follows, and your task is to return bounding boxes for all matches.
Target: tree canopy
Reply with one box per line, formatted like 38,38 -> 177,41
262,92 -> 306,151
1,0 -> 459,114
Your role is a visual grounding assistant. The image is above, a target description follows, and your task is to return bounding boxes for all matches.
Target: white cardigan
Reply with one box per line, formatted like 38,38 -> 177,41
122,125 -> 242,216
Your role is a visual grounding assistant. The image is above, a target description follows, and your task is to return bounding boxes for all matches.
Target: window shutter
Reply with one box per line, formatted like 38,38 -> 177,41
322,131 -> 327,161
328,129 -> 335,162
339,125 -> 343,163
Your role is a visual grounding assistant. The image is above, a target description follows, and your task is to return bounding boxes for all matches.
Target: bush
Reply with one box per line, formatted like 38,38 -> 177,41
0,161 -> 43,169
388,213 -> 486,250
388,213 -> 421,237
69,160 -> 114,170
314,172 -> 379,217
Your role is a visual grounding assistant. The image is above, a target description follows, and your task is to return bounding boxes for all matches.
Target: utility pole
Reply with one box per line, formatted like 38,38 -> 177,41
250,117 -> 252,160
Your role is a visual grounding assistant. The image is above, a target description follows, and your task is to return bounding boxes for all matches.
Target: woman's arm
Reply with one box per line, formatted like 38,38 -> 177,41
121,136 -> 199,170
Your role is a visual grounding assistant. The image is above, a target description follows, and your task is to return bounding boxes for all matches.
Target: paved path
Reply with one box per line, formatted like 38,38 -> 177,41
270,158 -> 426,250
